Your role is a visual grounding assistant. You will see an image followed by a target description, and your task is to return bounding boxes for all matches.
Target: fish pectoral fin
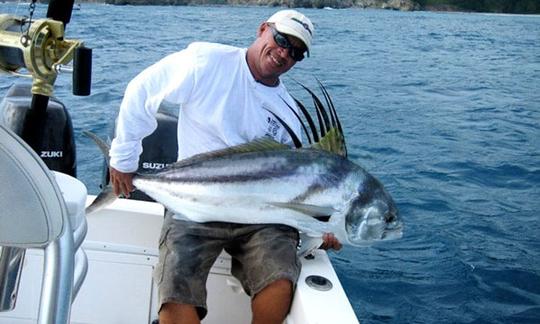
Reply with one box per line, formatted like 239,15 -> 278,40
269,202 -> 335,219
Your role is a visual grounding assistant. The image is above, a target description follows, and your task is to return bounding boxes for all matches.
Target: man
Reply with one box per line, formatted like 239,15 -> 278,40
108,9 -> 341,324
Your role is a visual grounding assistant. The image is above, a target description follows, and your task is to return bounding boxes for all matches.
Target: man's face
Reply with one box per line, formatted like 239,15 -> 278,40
248,23 -> 306,85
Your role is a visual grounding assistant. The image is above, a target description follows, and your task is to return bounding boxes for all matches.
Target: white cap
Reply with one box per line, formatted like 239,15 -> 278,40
267,10 -> 314,55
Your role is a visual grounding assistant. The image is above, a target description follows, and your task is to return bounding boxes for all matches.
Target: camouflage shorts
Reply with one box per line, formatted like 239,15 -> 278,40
153,211 -> 301,319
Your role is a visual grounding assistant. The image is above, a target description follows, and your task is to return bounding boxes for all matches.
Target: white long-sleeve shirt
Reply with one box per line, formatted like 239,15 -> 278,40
110,42 -> 301,173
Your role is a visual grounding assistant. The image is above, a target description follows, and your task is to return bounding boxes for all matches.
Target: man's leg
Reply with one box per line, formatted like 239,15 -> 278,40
155,216 -> 227,323
159,303 -> 200,324
251,279 -> 294,324
226,224 -> 301,324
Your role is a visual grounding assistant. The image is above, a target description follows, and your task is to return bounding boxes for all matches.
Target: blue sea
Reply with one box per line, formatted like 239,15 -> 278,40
1,3 -> 539,323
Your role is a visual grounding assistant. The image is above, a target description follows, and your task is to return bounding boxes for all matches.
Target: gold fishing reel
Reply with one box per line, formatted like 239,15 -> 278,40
0,14 -> 89,97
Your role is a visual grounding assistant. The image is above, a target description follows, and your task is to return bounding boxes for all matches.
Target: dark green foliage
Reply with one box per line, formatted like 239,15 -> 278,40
417,0 -> 539,13
101,0 -> 539,13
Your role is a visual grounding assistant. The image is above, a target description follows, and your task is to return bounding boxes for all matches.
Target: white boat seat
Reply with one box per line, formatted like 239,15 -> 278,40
0,124 -> 88,324
0,125 -> 87,246
52,172 -> 87,235
0,129 -> 66,247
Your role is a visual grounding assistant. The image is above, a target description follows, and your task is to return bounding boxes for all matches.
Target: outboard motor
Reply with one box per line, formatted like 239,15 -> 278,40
0,83 -> 76,176
102,111 -> 178,202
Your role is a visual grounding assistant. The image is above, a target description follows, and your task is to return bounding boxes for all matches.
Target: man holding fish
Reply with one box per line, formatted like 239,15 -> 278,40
108,9 -> 341,324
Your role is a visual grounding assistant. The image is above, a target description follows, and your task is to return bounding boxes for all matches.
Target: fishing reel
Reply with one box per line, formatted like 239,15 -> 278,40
0,14 -> 91,97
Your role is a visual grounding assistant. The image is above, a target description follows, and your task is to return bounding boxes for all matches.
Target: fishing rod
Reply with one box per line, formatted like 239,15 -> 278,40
0,0 -> 92,155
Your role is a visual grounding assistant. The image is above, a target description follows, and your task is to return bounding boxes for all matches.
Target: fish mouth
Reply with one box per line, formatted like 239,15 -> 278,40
346,218 -> 403,246
345,200 -> 403,246
380,218 -> 403,240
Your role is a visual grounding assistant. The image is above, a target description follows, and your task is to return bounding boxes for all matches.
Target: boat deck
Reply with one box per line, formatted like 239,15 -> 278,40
0,197 -> 358,324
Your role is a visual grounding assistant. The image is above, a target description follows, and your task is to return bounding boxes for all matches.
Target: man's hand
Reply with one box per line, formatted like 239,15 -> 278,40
320,233 -> 342,251
109,167 -> 135,197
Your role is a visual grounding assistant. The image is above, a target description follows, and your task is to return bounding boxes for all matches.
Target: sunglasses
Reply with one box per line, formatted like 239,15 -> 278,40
269,26 -> 306,62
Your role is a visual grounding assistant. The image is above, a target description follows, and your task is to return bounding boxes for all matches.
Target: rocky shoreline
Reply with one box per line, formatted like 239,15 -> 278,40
22,0 -> 537,13
15,0 -> 535,13
102,0 -> 421,11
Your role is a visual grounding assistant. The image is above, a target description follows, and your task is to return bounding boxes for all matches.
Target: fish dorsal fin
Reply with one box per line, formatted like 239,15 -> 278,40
303,79 -> 347,157
272,80 -> 348,158
170,137 -> 290,169
311,127 -> 347,157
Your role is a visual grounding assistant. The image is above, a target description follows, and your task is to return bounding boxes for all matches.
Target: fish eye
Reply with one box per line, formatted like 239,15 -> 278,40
386,210 -> 397,223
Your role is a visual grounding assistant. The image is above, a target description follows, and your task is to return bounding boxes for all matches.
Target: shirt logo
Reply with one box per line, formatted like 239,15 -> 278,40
265,116 -> 280,139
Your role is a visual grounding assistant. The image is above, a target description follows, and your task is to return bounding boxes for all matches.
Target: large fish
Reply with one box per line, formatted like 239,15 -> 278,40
85,82 -> 402,247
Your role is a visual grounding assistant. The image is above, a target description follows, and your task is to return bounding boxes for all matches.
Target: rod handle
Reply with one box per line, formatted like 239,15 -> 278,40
73,46 -> 92,96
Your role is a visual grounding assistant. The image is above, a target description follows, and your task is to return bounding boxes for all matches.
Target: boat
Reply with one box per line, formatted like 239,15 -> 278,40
0,1 -> 359,323
0,134 -> 358,323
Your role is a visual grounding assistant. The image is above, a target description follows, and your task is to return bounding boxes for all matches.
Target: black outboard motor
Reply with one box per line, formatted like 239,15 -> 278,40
0,0 -> 90,178
102,111 -> 178,202
0,83 -> 76,176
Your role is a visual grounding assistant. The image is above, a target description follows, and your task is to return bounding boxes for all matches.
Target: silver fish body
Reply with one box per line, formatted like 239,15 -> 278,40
85,82 -> 402,247
132,147 -> 401,246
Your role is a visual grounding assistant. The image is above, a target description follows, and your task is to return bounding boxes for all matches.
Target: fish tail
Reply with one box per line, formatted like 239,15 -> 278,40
82,130 -> 111,166
82,130 -> 116,214
85,185 -> 116,215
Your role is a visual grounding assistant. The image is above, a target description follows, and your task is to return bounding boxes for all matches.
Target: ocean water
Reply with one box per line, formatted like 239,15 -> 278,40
1,3 -> 539,323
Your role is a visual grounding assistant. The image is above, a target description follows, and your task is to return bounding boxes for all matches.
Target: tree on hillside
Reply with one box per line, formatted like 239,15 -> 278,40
416,0 -> 538,13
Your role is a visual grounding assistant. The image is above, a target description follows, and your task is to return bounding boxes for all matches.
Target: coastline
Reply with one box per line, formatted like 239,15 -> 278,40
16,0 -> 540,14
78,0 -> 422,11
100,1 -> 540,14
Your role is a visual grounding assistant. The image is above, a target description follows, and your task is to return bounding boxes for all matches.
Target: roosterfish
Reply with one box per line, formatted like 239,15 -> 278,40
85,81 -> 402,251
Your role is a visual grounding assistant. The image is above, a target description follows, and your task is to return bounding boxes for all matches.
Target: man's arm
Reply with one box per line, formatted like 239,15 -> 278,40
108,49 -> 197,197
